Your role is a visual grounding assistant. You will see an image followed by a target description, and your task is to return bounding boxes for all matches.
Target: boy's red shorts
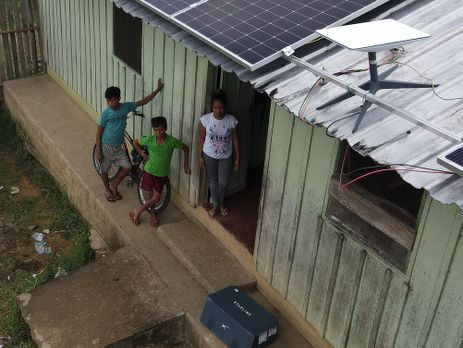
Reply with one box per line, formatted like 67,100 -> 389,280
140,171 -> 167,194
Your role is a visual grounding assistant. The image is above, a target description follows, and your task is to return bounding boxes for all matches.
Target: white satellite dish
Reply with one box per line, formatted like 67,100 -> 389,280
315,19 -> 433,133
316,19 -> 430,52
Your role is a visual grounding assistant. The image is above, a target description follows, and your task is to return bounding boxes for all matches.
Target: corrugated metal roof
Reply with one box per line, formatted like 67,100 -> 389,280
114,0 -> 463,208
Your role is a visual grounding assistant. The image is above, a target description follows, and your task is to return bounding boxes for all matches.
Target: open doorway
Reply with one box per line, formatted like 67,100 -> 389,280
201,70 -> 271,253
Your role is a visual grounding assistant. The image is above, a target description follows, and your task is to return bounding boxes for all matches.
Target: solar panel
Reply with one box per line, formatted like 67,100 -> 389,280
437,144 -> 463,177
445,147 -> 463,166
135,0 -> 391,70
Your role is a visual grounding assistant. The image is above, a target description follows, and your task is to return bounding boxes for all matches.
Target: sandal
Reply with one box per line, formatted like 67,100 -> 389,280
220,207 -> 229,216
208,207 -> 218,218
105,192 -> 116,202
150,216 -> 159,227
110,187 -> 122,200
129,211 -> 140,226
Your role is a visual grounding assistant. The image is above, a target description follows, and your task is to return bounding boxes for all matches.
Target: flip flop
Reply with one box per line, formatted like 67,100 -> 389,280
129,211 -> 140,226
208,207 -> 218,218
150,216 -> 159,227
105,193 -> 116,202
110,187 -> 122,200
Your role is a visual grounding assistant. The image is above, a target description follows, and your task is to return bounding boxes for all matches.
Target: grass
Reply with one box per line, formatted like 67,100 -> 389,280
0,106 -> 94,347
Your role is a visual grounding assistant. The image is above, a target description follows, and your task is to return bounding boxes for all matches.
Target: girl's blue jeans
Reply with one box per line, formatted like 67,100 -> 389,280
203,153 -> 232,208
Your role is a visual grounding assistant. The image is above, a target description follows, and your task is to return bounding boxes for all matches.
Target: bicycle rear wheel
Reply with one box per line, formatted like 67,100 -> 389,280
137,175 -> 171,214
92,144 -> 121,181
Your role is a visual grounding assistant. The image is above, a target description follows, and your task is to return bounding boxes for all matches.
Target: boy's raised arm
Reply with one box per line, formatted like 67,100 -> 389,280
136,78 -> 164,106
182,144 -> 191,174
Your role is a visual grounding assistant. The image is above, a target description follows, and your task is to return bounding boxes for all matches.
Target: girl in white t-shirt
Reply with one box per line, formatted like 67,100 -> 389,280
198,90 -> 240,217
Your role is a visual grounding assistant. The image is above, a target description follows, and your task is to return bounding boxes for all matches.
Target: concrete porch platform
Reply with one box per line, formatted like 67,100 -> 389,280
18,247 -> 185,347
4,75 -> 313,348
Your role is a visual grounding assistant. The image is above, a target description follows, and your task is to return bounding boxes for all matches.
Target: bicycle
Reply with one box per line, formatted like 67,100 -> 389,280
92,111 -> 171,214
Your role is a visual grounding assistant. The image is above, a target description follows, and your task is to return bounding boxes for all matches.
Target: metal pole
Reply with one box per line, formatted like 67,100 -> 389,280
285,55 -> 462,143
368,52 -> 378,83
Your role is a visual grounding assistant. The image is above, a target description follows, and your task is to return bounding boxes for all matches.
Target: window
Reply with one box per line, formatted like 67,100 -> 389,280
326,143 -> 423,271
113,5 -> 142,74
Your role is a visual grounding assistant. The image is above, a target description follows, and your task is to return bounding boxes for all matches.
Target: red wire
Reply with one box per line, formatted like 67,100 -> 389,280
340,167 -> 454,190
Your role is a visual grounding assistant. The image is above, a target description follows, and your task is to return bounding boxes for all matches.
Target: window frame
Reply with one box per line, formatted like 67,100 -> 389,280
325,144 -> 424,271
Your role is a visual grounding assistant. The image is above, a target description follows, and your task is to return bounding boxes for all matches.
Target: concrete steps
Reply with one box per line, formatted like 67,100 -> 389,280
157,219 -> 256,293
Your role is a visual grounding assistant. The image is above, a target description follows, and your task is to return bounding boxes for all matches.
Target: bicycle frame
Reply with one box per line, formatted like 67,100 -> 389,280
123,112 -> 145,186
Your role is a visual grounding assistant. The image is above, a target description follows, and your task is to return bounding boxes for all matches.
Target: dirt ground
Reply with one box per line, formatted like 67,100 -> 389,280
0,150 -> 73,282
0,108 -> 93,347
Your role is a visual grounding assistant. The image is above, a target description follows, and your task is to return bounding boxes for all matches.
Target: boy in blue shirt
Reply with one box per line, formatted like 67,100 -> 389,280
129,116 -> 191,227
95,79 -> 163,202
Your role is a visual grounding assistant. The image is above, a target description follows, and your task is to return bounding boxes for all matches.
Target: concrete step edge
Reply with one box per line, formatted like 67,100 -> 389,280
184,312 -> 226,348
157,226 -> 216,293
157,219 -> 256,293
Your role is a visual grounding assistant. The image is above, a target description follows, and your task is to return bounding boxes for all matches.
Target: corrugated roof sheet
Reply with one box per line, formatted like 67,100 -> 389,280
114,0 -> 463,208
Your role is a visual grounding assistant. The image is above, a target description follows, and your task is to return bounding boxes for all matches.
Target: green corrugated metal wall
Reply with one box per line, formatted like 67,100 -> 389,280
37,1 -> 463,346
37,0 -> 209,204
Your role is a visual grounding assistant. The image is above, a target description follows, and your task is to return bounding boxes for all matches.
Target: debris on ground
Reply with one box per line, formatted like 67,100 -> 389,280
10,186 -> 20,195
32,232 -> 52,254
31,232 -> 43,242
0,335 -> 11,347
54,267 -> 67,278
27,224 -> 37,230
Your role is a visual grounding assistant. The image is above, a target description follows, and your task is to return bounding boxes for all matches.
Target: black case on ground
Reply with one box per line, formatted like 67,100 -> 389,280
200,286 -> 279,348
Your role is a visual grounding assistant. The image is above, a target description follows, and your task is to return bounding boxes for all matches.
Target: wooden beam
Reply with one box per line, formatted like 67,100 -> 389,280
329,177 -> 416,250
0,26 -> 40,35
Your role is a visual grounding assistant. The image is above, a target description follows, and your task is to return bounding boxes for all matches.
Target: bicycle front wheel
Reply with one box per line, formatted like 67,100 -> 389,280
92,144 -> 121,181
137,175 -> 171,214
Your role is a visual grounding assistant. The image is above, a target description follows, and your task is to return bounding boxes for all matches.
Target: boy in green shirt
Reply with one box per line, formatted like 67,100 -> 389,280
129,116 -> 191,227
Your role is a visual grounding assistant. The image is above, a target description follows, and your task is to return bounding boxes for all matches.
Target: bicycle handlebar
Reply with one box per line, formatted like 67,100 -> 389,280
127,111 -> 145,120
132,111 -> 145,118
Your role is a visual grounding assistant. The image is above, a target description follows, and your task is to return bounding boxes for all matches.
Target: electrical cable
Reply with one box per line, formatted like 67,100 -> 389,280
338,146 -> 454,190
340,167 -> 454,190
294,42 -> 460,191
338,146 -> 349,190
333,48 -> 403,77
325,112 -> 359,138
342,163 -> 454,176
301,48 -> 404,124
392,61 -> 463,101
299,45 -> 462,139
298,77 -> 323,118
308,37 -> 323,45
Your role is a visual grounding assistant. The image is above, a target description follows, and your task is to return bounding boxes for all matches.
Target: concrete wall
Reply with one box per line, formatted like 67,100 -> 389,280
37,0 -> 211,205
255,103 -> 463,347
